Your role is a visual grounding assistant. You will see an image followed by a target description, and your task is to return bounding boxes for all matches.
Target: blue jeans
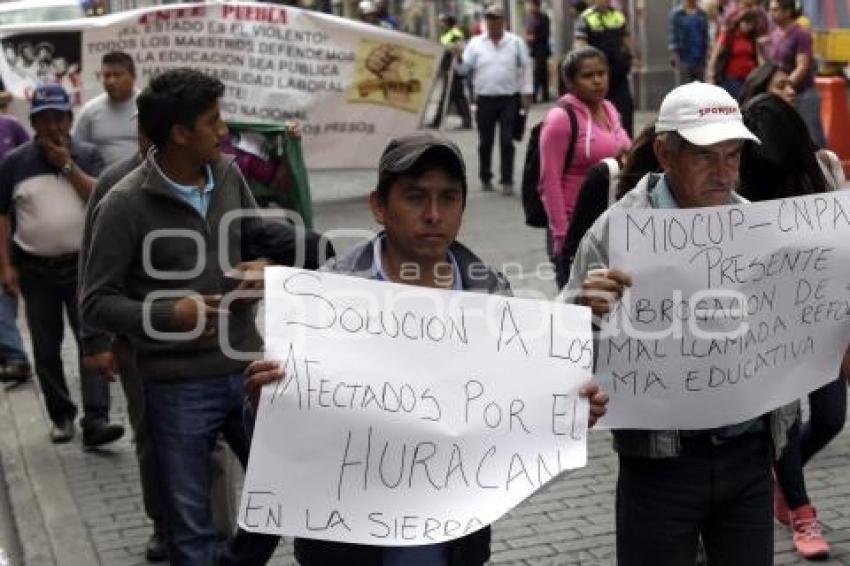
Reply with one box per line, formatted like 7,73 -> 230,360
145,373 -> 279,566
795,86 -> 827,148
0,289 -> 28,364
720,77 -> 745,100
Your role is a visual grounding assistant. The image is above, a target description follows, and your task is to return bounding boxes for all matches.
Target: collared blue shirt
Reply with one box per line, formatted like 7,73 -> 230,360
669,6 -> 709,66
371,235 -> 462,291
371,233 -> 455,566
649,174 -> 761,439
648,174 -> 680,210
154,160 -> 216,217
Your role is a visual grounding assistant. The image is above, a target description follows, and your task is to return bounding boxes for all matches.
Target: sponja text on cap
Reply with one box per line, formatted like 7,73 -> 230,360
698,106 -> 739,118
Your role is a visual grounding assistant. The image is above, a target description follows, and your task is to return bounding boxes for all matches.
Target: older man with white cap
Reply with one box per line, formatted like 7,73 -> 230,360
564,82 -> 798,565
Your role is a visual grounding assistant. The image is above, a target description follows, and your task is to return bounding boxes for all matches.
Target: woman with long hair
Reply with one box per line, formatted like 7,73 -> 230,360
740,92 -> 847,561
707,9 -> 761,99
538,46 -> 630,288
766,0 -> 827,147
740,63 -> 845,189
739,62 -> 796,105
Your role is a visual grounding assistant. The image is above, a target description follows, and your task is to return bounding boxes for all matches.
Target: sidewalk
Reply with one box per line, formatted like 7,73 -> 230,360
1,111 -> 849,565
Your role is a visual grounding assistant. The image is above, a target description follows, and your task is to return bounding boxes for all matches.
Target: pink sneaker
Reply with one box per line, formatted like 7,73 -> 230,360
773,478 -> 791,526
791,504 -> 830,560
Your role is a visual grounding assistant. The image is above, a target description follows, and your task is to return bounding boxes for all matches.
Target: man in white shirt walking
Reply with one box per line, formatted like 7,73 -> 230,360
73,51 -> 138,167
461,4 -> 532,195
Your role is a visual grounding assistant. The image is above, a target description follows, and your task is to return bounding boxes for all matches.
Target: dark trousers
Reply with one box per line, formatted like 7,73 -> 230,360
720,77 -> 746,102
432,71 -> 472,128
677,62 -> 706,84
532,54 -> 550,103
475,94 -> 518,186
114,338 -> 162,527
607,78 -> 634,138
775,375 -> 847,509
616,433 -> 773,566
545,228 -> 569,290
17,253 -> 109,428
146,373 -> 279,565
0,289 -> 28,364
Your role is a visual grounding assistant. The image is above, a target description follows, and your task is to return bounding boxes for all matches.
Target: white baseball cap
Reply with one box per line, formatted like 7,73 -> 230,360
359,0 -> 377,13
655,82 -> 760,146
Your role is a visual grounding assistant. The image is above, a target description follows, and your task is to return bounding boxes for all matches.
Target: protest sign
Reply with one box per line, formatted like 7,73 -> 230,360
596,192 -> 850,430
0,1 -> 442,169
239,267 -> 593,545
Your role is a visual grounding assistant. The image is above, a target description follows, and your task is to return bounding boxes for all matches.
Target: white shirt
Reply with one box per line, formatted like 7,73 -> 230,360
460,31 -> 533,97
12,173 -> 86,256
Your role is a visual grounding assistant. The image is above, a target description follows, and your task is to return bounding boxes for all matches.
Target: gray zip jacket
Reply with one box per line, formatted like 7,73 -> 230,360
294,234 -> 509,566
80,153 -> 266,381
563,173 -> 797,459
322,235 -> 511,295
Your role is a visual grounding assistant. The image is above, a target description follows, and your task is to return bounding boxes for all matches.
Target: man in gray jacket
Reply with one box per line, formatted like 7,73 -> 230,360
80,68 -> 280,565
247,131 -> 610,566
564,82 -> 797,565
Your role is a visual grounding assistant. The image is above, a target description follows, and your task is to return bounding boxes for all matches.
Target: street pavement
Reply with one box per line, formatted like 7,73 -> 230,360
1,105 -> 849,565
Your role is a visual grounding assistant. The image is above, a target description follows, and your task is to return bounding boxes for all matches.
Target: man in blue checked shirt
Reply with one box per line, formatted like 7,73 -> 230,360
669,0 -> 711,83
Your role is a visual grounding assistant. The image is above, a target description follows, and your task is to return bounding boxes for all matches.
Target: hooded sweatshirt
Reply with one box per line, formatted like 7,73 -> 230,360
538,92 -> 630,255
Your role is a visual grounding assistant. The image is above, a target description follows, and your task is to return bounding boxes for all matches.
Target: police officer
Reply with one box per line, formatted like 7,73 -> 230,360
574,0 -> 636,136
430,14 -> 472,130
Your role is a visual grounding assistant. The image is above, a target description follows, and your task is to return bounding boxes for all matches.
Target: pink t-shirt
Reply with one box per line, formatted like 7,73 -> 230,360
538,93 -> 631,253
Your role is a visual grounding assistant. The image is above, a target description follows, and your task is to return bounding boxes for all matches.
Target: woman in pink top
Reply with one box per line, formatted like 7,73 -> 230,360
538,46 -> 630,288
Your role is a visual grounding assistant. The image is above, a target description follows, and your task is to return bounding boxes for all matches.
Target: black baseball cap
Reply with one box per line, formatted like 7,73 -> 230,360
378,131 -> 467,197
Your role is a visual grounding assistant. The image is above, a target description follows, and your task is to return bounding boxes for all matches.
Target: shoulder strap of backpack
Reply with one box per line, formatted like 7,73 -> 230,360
602,157 -> 621,206
559,103 -> 578,177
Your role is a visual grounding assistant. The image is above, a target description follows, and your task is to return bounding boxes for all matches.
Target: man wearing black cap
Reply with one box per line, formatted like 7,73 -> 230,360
460,3 -> 533,195
0,83 -> 123,447
246,131 -> 610,566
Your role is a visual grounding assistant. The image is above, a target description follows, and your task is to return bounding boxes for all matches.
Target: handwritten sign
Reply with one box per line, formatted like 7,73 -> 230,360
597,192 -> 850,429
239,267 -> 593,545
0,1 -> 441,169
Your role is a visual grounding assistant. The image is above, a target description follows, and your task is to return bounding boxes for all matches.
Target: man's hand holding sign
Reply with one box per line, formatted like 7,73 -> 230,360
239,134 -> 607,562
562,82 -> 850,565
241,268 -> 603,546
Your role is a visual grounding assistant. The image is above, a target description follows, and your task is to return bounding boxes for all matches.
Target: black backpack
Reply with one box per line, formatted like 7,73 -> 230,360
521,103 -> 578,228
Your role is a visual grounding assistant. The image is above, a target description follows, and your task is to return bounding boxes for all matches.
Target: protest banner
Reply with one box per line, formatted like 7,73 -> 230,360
0,1 -> 442,169
238,267 -> 593,545
596,192 -> 850,430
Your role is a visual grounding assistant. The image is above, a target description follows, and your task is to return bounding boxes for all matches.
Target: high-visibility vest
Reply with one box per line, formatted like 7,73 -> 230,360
440,26 -> 465,46
579,8 -> 631,80
581,7 -> 627,31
